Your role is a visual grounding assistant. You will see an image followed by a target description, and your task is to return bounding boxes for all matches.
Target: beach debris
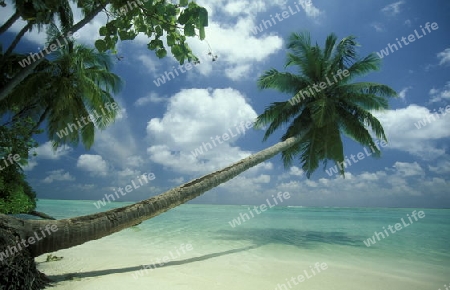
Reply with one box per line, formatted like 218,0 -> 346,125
45,254 -> 63,262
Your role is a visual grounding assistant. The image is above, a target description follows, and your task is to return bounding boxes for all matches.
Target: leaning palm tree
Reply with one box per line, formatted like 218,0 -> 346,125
0,32 -> 397,289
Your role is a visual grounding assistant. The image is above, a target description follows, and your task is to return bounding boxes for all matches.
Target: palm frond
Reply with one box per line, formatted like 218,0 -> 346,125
309,98 -> 336,127
336,105 -> 384,155
340,82 -> 397,98
254,101 -> 299,141
338,92 -> 389,110
323,33 -> 338,62
256,32 -> 395,178
57,0 -> 74,33
258,69 -> 304,94
281,108 -> 312,141
298,129 -> 321,178
345,53 -> 381,80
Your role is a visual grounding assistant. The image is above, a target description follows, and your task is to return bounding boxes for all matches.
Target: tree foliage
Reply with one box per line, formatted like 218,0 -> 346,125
255,32 -> 397,178
0,0 -> 209,100
2,41 -> 123,149
0,116 -> 39,214
0,0 -> 209,213
96,0 -> 208,63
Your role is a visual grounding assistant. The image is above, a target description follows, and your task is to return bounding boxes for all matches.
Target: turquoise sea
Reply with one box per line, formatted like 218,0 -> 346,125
35,199 -> 449,290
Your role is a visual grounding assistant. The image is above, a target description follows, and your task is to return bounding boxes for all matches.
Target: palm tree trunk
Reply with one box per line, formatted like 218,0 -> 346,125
0,136 -> 300,258
4,22 -> 33,58
0,3 -> 106,102
0,10 -> 20,35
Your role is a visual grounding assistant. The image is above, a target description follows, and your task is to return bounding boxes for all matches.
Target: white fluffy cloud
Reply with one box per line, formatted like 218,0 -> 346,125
33,142 -> 72,160
277,162 -> 447,203
136,54 -> 160,74
117,168 -> 141,178
371,23 -> 384,32
437,48 -> 450,66
299,0 -> 322,18
398,87 -> 412,99
77,154 -> 109,176
202,158 -> 448,206
372,105 -> 450,160
22,142 -> 70,171
146,88 -> 262,175
90,117 -> 140,169
428,158 -> 450,174
191,0 -> 322,79
134,92 -> 167,107
393,162 -> 425,177
186,19 -> 283,80
42,169 -> 75,183
429,82 -> 450,103
133,0 -> 324,83
381,1 -> 405,16
289,166 -> 304,176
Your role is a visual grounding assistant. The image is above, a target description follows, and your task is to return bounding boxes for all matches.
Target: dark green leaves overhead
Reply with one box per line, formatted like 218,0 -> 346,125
178,2 -> 207,40
97,0 -> 208,64
94,39 -> 106,52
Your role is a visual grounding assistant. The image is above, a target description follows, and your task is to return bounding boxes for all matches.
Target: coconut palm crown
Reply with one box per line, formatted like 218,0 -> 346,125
2,41 -> 122,149
254,32 -> 397,178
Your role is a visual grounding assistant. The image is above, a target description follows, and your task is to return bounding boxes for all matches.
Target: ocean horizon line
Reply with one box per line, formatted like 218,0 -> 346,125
35,199 -> 450,210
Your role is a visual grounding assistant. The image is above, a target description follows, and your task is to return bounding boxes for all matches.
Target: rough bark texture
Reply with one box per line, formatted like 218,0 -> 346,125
0,136 -> 300,289
0,221 -> 51,289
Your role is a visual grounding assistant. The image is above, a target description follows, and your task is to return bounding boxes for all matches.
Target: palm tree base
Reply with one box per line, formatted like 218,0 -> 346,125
0,225 -> 52,290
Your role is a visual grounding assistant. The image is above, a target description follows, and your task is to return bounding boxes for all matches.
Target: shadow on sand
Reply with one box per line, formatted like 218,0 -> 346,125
46,228 -> 364,282
46,244 -> 260,282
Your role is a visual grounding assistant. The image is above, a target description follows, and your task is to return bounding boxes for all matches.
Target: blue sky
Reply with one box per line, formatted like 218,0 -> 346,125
1,0 -> 449,208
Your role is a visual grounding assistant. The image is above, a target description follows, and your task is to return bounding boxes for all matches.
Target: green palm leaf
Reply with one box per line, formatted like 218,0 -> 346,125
257,32 -> 397,177
6,41 -> 122,149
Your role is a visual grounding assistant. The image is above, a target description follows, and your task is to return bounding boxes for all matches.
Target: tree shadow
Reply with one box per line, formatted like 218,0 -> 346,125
46,244 -> 260,282
215,227 -> 366,249
46,228 -> 366,282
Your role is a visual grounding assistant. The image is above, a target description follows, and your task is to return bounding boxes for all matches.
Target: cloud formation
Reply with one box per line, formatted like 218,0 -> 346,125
146,88 -> 261,175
